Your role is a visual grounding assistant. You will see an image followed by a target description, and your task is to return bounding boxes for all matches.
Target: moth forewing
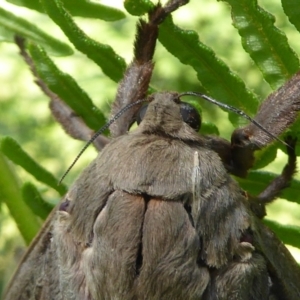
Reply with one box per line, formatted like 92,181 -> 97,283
4,209 -> 58,299
253,219 -> 300,300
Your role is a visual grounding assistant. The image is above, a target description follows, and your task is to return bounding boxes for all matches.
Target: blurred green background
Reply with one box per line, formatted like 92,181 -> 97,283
1,0 -> 300,296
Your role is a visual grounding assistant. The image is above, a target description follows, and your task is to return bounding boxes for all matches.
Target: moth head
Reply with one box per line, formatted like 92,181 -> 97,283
136,92 -> 201,132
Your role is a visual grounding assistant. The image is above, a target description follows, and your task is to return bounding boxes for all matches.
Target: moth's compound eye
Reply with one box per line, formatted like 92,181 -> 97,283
136,104 -> 148,125
180,102 -> 201,131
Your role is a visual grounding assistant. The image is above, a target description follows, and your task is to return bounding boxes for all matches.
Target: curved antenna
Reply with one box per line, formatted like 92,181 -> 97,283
179,91 -> 288,147
59,99 -> 146,184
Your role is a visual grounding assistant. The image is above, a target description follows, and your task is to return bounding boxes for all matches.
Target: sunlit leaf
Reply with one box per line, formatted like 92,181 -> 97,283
201,122 -> 220,136
40,0 -> 126,82
253,142 -> 278,169
0,153 -> 40,244
264,219 -> 300,248
0,137 -> 67,196
223,0 -> 300,89
159,17 -> 259,126
22,182 -> 54,220
124,0 -> 154,16
28,43 -> 106,131
7,0 -> 125,21
0,7 -> 72,56
281,0 -> 300,34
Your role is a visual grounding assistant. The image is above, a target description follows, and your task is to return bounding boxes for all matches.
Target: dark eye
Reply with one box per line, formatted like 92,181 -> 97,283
137,102 -> 201,131
136,104 -> 148,125
180,102 -> 201,131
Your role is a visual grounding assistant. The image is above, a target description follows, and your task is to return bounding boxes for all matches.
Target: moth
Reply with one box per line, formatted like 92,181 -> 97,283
4,0 -> 300,299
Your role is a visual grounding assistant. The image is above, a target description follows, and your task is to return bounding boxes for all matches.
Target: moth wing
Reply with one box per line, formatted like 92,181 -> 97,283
253,218 -> 300,300
78,191 -> 209,300
133,198 -> 210,299
4,209 -> 60,300
205,253 -> 270,300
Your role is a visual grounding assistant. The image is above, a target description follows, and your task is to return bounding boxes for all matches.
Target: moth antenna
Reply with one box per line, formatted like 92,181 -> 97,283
180,92 -> 289,148
59,99 -> 146,184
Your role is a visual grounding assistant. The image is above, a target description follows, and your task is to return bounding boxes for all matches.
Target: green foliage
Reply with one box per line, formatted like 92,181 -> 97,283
22,182 -> 54,220
28,44 -> 106,131
159,17 -> 259,126
264,219 -> 300,249
124,0 -> 154,16
0,6 -> 72,56
223,0 -> 300,90
252,142 -> 278,169
200,122 -> 220,136
276,0 -> 300,34
7,0 -> 126,20
0,0 -> 300,292
0,153 -> 40,244
1,137 -> 67,195
40,0 -> 127,82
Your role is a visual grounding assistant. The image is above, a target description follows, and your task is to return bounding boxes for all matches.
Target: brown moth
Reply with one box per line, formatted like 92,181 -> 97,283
4,0 -> 300,299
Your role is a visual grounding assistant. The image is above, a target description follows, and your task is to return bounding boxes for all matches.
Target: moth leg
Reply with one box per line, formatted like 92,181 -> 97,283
229,72 -> 300,177
110,0 -> 189,137
249,136 -> 297,218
